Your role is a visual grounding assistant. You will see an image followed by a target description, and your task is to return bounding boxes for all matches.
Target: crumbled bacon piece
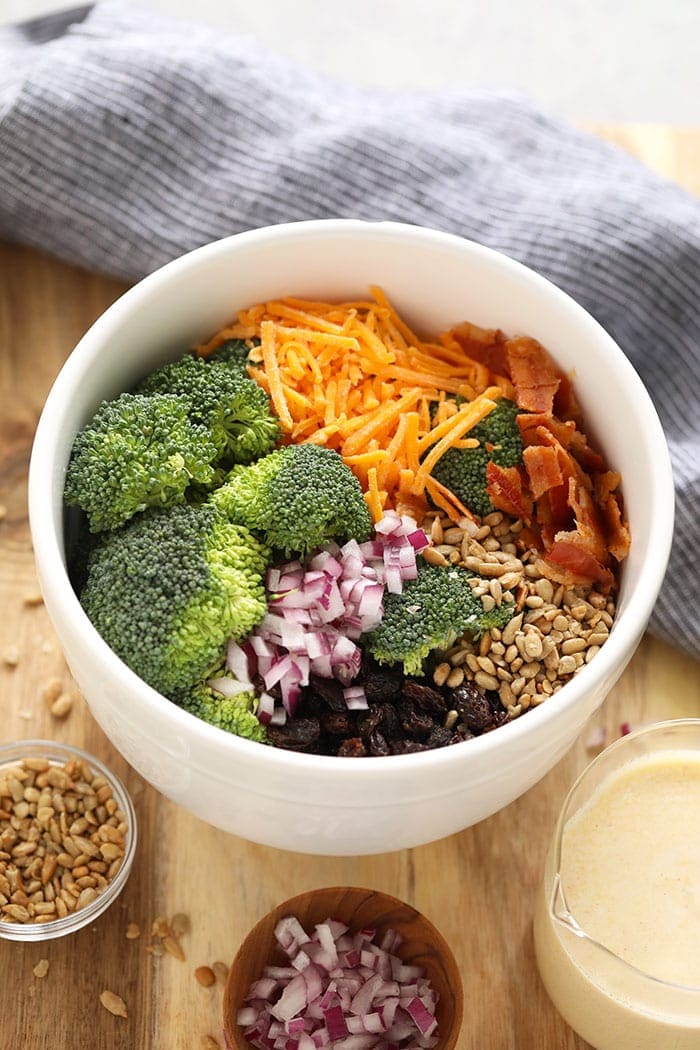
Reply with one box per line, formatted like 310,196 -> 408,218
518,413 -> 577,449
522,445 -> 564,500
536,540 -> 615,590
505,337 -> 561,413
592,472 -> 630,560
553,372 -> 582,423
450,324 -> 510,377
486,462 -> 533,521
566,478 -> 608,563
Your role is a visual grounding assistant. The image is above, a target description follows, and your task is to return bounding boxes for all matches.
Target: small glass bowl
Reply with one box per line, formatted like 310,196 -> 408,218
0,739 -> 137,942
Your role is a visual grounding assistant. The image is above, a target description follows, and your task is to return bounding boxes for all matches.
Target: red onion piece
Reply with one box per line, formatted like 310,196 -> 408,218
323,1004 -> 349,1041
206,676 -> 254,697
405,997 -> 438,1037
237,1006 -> 258,1026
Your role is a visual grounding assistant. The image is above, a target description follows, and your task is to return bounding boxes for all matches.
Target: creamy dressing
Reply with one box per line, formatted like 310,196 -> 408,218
562,751 -> 700,987
535,749 -> 700,1050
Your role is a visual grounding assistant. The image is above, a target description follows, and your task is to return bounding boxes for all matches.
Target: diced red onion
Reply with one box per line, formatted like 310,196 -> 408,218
207,676 -> 253,697
257,692 -> 275,725
237,1007 -> 258,1026
270,973 -> 310,1022
226,639 -> 252,683
405,997 -> 438,1037
238,916 -> 439,1049
323,1004 -> 348,1041
226,513 -> 426,727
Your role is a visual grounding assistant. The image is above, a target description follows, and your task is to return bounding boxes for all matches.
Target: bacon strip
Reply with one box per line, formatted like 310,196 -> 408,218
451,325 -> 510,378
518,413 -> 577,450
523,445 -> 564,500
566,478 -> 608,563
486,462 -> 533,522
540,538 -> 615,590
592,470 -> 631,561
505,337 -> 561,413
553,372 -> 581,423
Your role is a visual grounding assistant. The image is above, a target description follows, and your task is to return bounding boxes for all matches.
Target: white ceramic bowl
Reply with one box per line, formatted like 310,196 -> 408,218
29,220 -> 673,855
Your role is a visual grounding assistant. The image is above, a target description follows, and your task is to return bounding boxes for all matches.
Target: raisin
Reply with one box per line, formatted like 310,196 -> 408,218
402,680 -> 447,714
367,729 -> 391,757
425,726 -> 453,749
397,699 -> 434,739
320,711 -> 355,736
380,703 -> 402,741
267,718 -> 320,751
360,653 -> 403,703
449,682 -> 497,733
309,676 -> 346,712
390,739 -> 429,755
358,708 -> 383,741
450,724 -> 475,743
337,737 -> 366,758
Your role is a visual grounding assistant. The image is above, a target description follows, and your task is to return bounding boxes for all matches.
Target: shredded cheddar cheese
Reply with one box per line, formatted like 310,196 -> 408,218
195,289 -> 501,522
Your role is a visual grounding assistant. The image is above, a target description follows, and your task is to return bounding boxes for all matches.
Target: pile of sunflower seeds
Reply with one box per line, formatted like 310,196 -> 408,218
0,755 -> 126,924
422,511 -> 616,720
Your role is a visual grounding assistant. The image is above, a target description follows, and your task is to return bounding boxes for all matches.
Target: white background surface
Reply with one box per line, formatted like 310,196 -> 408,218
2,0 -> 699,123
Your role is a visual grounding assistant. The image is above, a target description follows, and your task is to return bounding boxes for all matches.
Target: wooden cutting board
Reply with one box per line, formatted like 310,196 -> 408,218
0,125 -> 698,1050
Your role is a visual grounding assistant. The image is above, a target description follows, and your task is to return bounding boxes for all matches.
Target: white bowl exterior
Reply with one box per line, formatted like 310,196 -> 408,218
28,221 -> 673,855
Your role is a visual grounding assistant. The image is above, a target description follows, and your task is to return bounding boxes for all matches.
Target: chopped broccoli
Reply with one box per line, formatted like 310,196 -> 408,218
363,559 -> 514,676
80,504 -> 269,698
205,338 -> 258,369
211,444 -> 373,558
64,393 -> 217,533
430,398 -> 523,518
135,353 -> 279,465
179,669 -> 267,743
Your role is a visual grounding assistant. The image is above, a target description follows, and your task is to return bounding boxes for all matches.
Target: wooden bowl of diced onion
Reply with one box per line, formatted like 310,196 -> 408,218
224,886 -> 463,1049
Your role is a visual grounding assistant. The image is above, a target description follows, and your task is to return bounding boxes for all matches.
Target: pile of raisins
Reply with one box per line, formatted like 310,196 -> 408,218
265,654 -> 508,757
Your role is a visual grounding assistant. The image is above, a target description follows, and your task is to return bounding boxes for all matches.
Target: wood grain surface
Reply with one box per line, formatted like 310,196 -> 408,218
0,125 -> 698,1050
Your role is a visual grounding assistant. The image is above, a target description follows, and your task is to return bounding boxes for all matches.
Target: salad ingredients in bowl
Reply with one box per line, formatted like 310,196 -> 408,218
29,220 -> 670,854
65,287 -> 629,757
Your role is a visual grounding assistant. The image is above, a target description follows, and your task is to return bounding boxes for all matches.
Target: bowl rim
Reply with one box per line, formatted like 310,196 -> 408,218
28,219 -> 675,778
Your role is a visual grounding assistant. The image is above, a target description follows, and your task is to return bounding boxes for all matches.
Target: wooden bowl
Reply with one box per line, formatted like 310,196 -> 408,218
224,885 -> 463,1049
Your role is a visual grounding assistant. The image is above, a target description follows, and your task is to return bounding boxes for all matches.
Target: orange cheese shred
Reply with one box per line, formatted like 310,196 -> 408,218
199,290 -> 511,522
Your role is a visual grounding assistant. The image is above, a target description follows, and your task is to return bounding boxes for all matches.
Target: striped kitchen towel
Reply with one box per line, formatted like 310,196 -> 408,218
0,2 -> 698,659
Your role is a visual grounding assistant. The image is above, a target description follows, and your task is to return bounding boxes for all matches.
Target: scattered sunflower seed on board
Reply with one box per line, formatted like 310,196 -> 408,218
194,965 -> 216,988
99,989 -> 128,1018
212,960 -> 229,984
143,913 -> 188,959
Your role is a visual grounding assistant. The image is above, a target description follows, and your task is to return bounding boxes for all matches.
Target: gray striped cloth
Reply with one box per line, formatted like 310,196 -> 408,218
1,2 -> 698,659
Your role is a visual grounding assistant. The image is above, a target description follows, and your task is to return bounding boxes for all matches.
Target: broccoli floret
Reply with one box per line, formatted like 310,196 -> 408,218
205,338 -> 258,369
180,669 -> 267,743
64,393 -> 217,533
135,353 -> 279,465
430,398 -> 523,518
211,444 -> 372,558
363,560 -> 514,676
80,504 -> 269,698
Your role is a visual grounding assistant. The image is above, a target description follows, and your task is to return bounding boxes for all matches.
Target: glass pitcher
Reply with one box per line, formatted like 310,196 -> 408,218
534,720 -> 700,1050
